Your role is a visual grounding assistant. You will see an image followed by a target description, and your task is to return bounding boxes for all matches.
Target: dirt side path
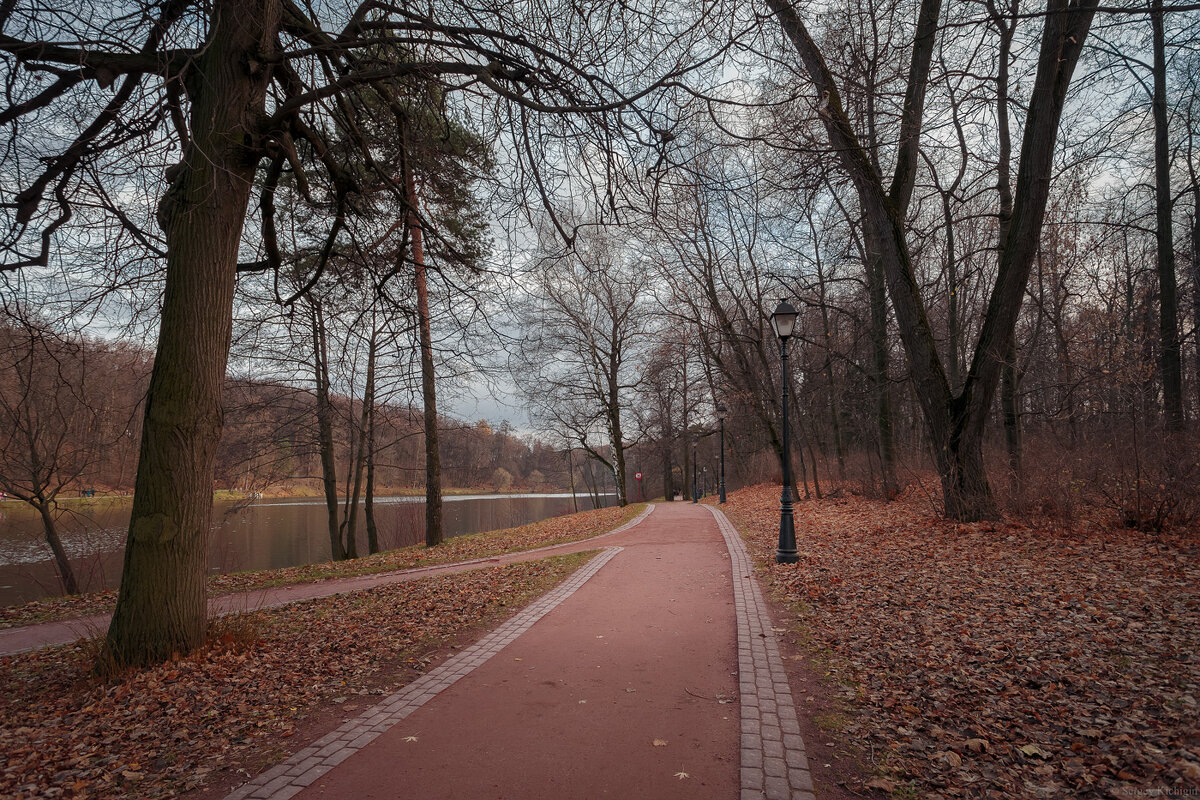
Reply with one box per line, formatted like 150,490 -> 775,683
291,502 -> 739,799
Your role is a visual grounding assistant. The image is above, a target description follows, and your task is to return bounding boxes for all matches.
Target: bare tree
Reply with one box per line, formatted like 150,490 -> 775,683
2,0 -> 699,670
511,227 -> 648,506
0,306 -> 131,594
763,0 -> 1101,520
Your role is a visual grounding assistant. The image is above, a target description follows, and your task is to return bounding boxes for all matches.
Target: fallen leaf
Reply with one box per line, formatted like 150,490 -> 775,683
1020,744 -> 1049,759
404,736 -> 419,742
674,772 -> 689,779
866,777 -> 896,792
653,739 -> 668,747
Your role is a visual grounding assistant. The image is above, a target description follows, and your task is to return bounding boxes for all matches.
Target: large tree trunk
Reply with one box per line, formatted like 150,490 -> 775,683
102,0 -> 279,671
312,301 -> 345,561
1151,0 -> 1183,428
765,0 -> 1098,520
994,3 -> 1022,488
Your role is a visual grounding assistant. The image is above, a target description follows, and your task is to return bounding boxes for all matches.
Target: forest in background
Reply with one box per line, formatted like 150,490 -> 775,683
0,319 -> 591,499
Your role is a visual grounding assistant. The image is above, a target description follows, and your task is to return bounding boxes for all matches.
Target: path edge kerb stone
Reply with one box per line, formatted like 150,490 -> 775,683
705,505 -> 816,800
221,545 -> 627,800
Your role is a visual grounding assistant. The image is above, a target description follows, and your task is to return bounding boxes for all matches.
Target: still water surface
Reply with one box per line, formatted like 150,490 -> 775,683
0,493 -> 610,606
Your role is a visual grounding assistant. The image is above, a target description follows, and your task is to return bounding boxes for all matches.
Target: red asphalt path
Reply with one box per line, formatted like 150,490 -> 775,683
223,502 -> 817,800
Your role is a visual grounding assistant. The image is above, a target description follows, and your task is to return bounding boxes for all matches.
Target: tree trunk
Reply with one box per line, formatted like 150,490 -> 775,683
815,262 -> 846,481
102,0 -> 280,671
1001,337 -> 1023,495
867,251 -> 898,498
1151,0 -> 1183,428
365,337 -> 379,555
38,501 -> 78,595
407,167 -> 443,548
1193,185 -> 1200,417
343,329 -> 377,559
608,394 -> 628,506
312,301 -> 345,561
662,446 -> 674,502
566,446 -> 579,512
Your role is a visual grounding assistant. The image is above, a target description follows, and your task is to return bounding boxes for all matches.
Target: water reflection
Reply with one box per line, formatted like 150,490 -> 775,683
0,493 -> 611,606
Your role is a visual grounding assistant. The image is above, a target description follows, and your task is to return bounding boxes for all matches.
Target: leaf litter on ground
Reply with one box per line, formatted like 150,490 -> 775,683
0,552 -> 594,799
719,484 -> 1200,799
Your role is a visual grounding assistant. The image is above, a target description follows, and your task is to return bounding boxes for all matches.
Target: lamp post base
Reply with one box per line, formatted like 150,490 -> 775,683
775,486 -> 799,563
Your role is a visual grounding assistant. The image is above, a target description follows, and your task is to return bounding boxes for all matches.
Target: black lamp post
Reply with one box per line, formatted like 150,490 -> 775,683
691,434 -> 698,504
702,465 -> 708,498
717,403 -> 727,504
771,299 -> 799,564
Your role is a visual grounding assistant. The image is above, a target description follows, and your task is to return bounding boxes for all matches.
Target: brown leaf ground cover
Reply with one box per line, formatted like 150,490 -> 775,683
719,485 -> 1200,800
0,503 -> 643,629
0,552 -> 593,799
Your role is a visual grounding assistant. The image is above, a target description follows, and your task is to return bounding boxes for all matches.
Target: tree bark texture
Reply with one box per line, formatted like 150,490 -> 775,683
1001,337 -> 1023,494
406,165 -> 444,548
867,251 -> 898,497
342,328 -> 377,559
312,301 -> 345,562
365,335 -> 379,555
102,0 -> 280,670
1193,185 -> 1200,417
1151,0 -> 1183,428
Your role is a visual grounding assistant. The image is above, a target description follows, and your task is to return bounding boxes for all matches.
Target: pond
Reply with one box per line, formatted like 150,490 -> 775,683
0,492 -> 613,606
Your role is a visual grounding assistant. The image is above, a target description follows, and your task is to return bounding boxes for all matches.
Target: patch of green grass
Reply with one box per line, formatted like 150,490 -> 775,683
813,711 -> 854,732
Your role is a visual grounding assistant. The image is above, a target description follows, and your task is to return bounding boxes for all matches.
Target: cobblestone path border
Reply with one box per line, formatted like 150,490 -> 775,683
706,505 -> 816,800
222,546 -> 624,800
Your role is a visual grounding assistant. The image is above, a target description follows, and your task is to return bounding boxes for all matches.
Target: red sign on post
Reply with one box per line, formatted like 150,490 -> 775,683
634,472 -> 642,480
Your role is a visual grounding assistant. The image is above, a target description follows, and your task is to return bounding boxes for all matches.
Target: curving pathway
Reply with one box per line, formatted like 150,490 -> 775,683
222,502 -> 816,800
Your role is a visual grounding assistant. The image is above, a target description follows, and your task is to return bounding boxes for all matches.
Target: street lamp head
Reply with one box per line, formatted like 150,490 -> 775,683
717,403 -> 727,420
770,299 -> 798,341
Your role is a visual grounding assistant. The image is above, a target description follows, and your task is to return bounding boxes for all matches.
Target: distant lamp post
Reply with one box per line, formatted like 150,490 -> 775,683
702,465 -> 708,498
771,299 -> 799,564
691,435 -> 698,504
717,403 -> 728,504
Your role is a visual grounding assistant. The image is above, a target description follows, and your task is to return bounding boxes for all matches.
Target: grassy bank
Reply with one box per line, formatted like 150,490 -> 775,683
0,503 -> 645,628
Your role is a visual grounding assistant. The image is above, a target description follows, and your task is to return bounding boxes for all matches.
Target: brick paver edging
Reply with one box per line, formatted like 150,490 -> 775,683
705,505 -> 816,800
221,546 -> 624,800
